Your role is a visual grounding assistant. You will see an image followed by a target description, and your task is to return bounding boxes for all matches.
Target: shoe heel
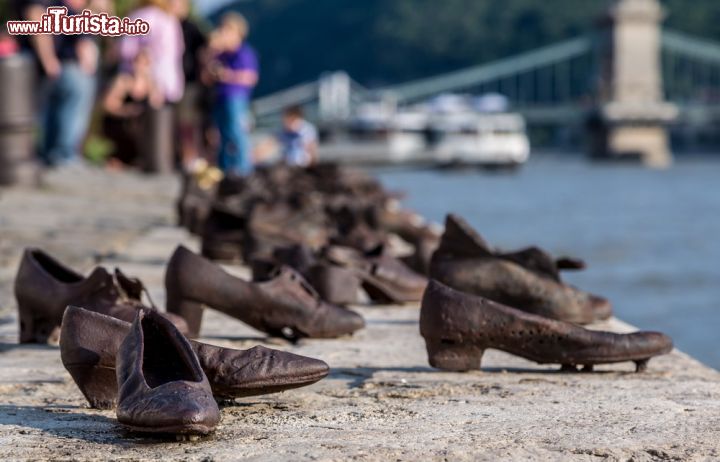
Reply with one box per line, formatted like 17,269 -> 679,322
425,338 -> 485,371
308,265 -> 360,305
65,364 -> 118,410
18,306 -> 60,345
167,298 -> 204,338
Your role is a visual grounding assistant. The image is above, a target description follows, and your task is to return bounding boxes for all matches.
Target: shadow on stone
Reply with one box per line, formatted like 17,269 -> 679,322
330,366 -> 436,388
0,342 -> 58,353
0,404 -> 122,444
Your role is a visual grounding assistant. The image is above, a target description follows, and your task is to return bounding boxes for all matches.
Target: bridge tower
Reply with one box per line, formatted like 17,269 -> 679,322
591,0 -> 677,167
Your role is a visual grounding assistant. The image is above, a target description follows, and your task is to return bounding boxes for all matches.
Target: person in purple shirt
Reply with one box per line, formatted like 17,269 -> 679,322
204,13 -> 258,175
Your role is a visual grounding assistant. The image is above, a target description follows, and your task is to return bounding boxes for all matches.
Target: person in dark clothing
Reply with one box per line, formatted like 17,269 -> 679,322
102,49 -> 164,169
13,0 -> 98,167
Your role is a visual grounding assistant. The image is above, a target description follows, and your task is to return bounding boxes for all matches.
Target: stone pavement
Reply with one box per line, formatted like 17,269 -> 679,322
0,168 -> 719,461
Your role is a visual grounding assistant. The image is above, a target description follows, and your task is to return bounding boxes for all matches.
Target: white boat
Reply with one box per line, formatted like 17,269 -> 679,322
318,92 -> 530,167
319,99 -> 429,165
430,112 -> 530,167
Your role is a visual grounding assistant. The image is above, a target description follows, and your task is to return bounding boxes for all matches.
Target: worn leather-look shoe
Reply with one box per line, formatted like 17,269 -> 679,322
420,280 -> 673,372
60,306 -> 330,409
166,246 -> 365,340
177,166 -> 221,236
14,248 -> 188,344
429,214 -> 611,324
373,204 -> 441,276
116,309 -> 220,436
323,245 -> 428,304
245,200 -> 330,261
252,245 -> 362,306
201,205 -> 248,263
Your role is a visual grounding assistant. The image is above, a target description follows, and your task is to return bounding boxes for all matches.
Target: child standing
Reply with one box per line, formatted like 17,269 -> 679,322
205,13 -> 258,175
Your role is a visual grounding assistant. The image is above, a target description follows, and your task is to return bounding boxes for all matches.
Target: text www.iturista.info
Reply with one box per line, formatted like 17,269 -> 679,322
7,7 -> 149,36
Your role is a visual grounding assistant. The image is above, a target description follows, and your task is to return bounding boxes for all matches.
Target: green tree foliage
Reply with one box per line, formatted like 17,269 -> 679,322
114,0 -> 138,17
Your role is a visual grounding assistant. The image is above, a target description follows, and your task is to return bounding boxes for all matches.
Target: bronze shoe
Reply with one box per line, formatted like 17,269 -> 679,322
166,246 -> 365,339
60,306 -> 329,409
201,205 -> 248,263
176,167 -> 221,236
14,248 -> 187,344
373,204 -> 441,275
245,200 -> 330,261
323,245 -> 428,304
420,280 -> 672,372
429,214 -> 611,324
252,245 -> 362,306
116,309 -> 220,436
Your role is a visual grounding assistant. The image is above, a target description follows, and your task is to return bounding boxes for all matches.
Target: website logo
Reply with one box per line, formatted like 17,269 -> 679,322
7,7 -> 150,36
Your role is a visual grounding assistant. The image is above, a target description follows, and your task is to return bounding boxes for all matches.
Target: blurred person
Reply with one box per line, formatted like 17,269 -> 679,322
172,0 -> 208,168
13,0 -> 98,167
120,0 -> 184,104
102,49 -> 164,169
203,13 -> 258,175
255,105 -> 319,167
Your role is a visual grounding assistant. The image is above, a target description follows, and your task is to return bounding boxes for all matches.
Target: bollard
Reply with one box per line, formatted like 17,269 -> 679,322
0,54 -> 38,186
142,105 -> 175,174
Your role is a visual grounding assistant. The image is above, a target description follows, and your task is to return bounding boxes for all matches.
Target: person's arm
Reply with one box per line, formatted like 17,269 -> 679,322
304,125 -> 319,164
218,47 -> 258,87
103,75 -> 141,117
25,4 -> 60,78
306,138 -> 319,164
218,67 -> 258,86
76,39 -> 98,75
147,79 -> 165,109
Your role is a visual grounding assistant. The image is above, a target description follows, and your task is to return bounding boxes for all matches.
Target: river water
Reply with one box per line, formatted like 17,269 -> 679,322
375,154 -> 720,370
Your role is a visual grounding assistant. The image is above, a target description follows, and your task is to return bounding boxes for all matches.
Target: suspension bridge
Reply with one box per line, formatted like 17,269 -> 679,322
253,0 -> 720,164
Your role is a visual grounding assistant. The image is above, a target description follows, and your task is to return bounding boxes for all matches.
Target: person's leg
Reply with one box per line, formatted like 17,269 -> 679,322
52,64 -> 90,165
68,66 -> 97,161
214,95 -> 251,176
40,76 -> 65,166
213,98 -> 232,173
232,97 -> 253,175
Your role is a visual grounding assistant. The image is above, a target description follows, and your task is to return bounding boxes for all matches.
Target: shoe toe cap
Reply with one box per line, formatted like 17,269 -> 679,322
332,307 -> 366,336
238,346 -> 330,385
635,331 -> 674,355
120,383 -> 220,432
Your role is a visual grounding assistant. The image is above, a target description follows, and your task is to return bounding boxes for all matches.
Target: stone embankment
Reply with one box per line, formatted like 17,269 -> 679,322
0,169 -> 718,461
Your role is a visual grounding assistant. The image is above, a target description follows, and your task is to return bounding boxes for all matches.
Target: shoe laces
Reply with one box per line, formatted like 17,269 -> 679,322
285,268 -> 322,303
92,269 -> 157,309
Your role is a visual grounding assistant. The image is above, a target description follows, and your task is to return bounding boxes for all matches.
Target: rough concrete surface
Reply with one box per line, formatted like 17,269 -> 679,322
1,169 -> 719,461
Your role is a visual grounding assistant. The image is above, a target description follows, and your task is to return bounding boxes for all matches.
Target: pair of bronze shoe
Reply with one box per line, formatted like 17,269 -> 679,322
15,245 -> 365,344
421,214 -> 673,372
14,248 -> 189,344
430,214 -> 611,324
252,244 -> 428,306
61,306 -> 329,436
